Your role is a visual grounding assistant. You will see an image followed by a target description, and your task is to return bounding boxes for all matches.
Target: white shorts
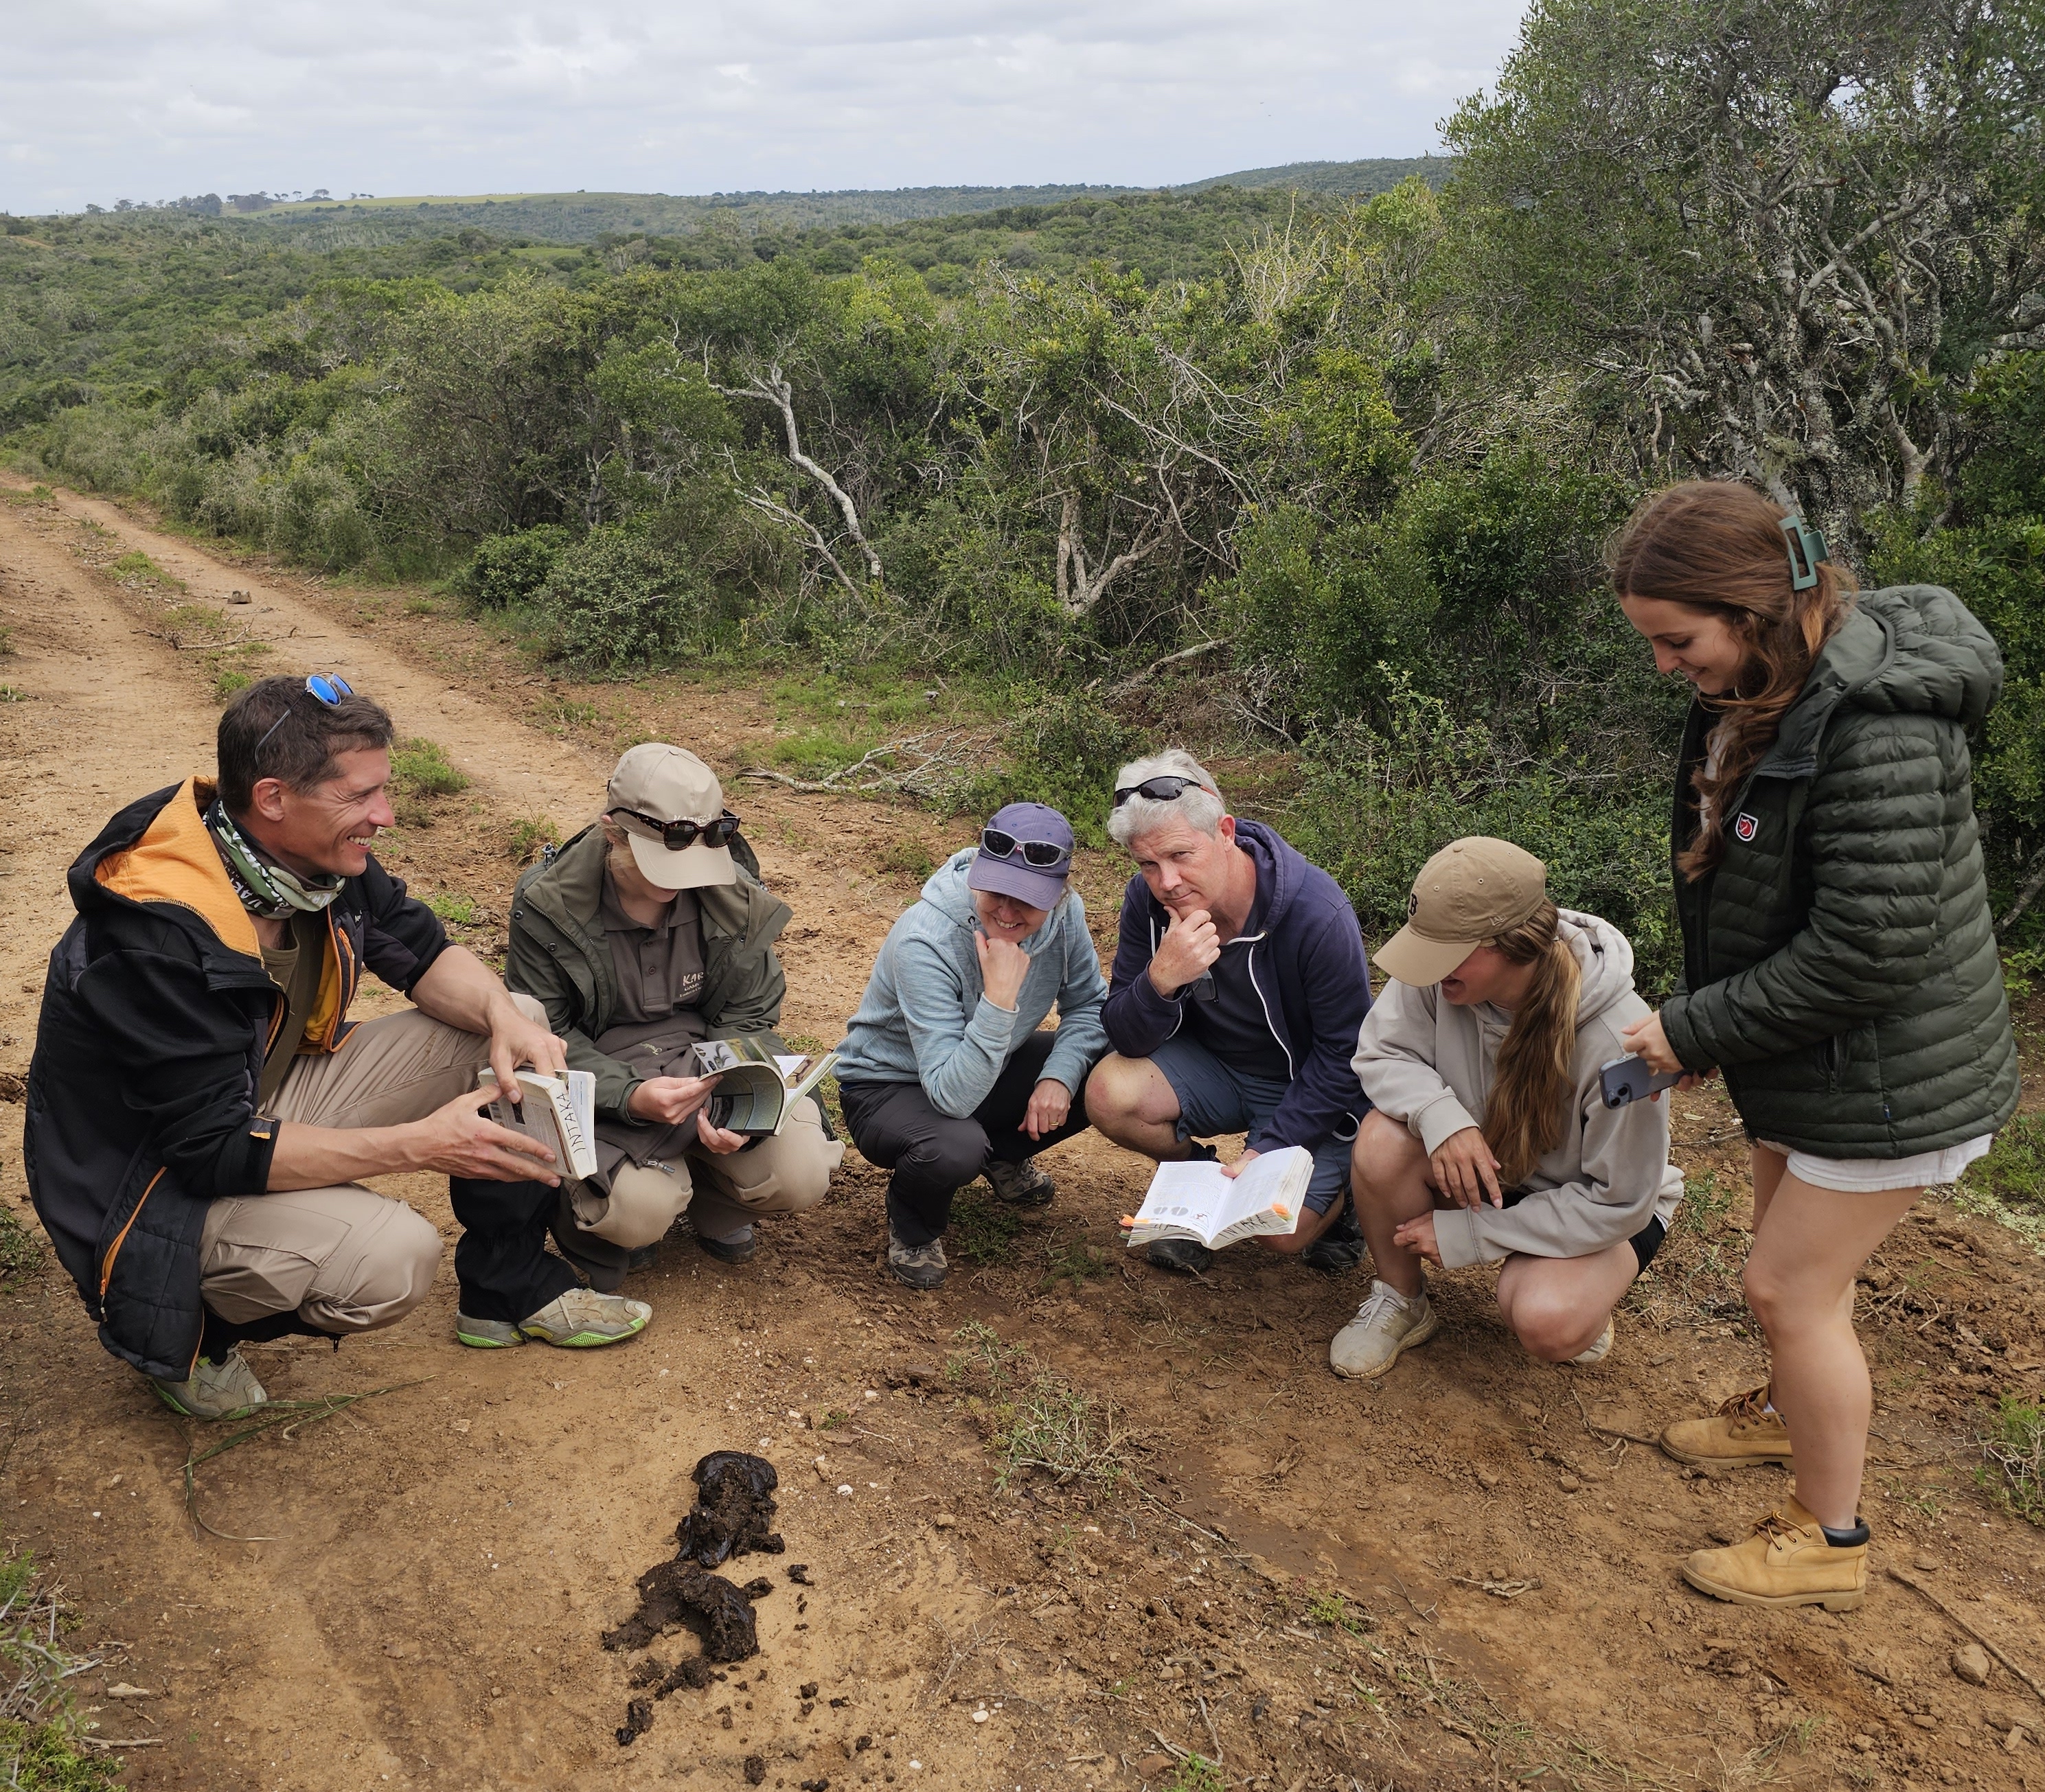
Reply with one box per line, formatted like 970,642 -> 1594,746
1756,1134 -> 1993,1193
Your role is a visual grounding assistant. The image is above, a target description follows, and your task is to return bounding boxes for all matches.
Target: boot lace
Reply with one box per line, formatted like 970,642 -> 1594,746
1715,1383 -> 1774,1423
1350,1282 -> 1411,1332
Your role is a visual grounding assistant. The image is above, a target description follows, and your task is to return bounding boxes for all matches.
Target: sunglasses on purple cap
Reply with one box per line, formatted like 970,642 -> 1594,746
980,827 -> 1071,871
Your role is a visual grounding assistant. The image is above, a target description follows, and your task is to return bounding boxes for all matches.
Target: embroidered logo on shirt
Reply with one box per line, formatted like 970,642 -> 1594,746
1734,812 -> 1759,843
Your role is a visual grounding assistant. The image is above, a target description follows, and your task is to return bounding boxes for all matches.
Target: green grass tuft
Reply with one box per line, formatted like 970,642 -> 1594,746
391,737 -> 470,799
1978,1394 -> 2045,1525
949,1188 -> 1024,1265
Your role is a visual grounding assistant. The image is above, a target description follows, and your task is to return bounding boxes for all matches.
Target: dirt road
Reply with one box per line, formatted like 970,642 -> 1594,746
3,479 -> 2044,1792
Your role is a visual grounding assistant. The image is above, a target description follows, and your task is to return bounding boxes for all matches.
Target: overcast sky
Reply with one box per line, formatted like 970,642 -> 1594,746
1,1 -> 1529,214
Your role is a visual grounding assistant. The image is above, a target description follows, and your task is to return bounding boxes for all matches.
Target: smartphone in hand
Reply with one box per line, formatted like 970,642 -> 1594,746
1599,1053 -> 1682,1109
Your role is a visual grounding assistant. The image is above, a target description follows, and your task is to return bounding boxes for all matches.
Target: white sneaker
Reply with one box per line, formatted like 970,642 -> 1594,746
1569,1316 -> 1616,1366
1329,1280 -> 1437,1380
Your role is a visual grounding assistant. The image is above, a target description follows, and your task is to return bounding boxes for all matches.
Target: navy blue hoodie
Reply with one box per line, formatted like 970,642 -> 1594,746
1102,818 -> 1373,1153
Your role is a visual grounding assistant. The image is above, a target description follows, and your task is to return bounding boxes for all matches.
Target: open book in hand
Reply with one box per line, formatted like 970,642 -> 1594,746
692,1033 -> 840,1138
479,1067 -> 599,1180
1122,1145 -> 1314,1251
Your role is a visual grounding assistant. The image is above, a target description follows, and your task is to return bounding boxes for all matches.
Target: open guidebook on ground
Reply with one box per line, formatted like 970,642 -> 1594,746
1121,1145 -> 1314,1250
693,1033 -> 841,1138
479,1066 -> 599,1179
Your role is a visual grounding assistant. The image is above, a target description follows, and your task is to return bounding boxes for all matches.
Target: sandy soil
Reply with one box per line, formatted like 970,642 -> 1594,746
3,475 -> 2044,1792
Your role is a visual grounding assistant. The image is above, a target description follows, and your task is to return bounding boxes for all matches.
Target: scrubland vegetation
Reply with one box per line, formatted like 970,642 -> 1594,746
3,1 -> 2041,984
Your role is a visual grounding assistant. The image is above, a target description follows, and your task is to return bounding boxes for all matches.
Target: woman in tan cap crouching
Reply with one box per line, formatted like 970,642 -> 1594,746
1332,838 -> 1681,1381
504,745 -> 843,1291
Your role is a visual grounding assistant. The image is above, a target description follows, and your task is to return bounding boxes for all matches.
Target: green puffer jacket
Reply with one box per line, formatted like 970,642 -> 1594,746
505,825 -> 792,1122
1660,586 -> 2019,1158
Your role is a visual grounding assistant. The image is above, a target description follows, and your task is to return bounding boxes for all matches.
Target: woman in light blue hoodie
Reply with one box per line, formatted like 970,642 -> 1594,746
836,803 -> 1110,1288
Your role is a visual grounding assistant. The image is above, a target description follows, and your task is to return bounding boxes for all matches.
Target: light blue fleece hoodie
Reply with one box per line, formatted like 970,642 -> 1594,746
835,848 -> 1110,1117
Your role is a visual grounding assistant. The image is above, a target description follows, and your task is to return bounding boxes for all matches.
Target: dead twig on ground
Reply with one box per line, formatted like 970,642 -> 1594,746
1569,1385 -> 1660,1448
1888,1567 -> 2045,1705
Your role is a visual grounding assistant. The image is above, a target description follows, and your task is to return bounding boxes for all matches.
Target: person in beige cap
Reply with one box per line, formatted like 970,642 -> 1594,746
1332,837 -> 1682,1380
505,745 -> 843,1284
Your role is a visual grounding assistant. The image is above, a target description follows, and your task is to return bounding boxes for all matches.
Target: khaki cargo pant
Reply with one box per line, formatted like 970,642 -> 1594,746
197,996 -> 549,1335
567,1098 -> 843,1250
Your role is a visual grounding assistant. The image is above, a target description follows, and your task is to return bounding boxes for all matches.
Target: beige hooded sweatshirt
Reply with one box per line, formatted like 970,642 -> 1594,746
1351,910 -> 1684,1270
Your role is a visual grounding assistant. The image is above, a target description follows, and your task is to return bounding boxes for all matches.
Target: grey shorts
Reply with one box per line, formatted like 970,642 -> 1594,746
1149,1033 -> 1356,1216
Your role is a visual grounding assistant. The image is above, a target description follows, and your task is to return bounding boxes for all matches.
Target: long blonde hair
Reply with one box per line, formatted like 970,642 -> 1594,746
1610,481 -> 1854,881
1485,900 -> 1582,1188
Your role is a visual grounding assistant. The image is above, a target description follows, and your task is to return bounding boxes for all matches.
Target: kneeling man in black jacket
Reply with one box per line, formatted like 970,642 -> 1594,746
27,675 -> 653,1422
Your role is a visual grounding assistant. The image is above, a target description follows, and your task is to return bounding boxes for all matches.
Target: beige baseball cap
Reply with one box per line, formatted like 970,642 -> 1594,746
606,744 -> 739,891
1373,837 -> 1547,987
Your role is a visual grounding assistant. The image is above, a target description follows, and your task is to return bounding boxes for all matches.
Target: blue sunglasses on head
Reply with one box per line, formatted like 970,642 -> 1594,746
254,674 -> 355,755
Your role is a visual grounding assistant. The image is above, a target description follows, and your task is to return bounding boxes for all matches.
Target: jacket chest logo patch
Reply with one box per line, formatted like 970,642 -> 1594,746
1734,812 -> 1760,844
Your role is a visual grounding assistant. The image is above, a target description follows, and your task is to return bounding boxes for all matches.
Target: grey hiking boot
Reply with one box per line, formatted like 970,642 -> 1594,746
455,1289 -> 652,1350
1301,1197 -> 1365,1274
150,1348 -> 267,1421
696,1224 -> 757,1265
1329,1280 -> 1437,1379
1145,1237 -> 1213,1274
984,1158 -> 1055,1208
887,1229 -> 948,1289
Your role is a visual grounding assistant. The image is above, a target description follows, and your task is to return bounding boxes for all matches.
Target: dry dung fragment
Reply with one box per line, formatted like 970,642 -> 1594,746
616,1697 -> 654,1746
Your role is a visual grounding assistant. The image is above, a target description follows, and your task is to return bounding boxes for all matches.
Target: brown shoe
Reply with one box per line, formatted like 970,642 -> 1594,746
1682,1497 -> 1867,1611
1660,1383 -> 1792,1469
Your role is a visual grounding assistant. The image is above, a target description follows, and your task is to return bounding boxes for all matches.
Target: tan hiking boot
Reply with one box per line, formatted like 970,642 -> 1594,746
1660,1383 -> 1792,1468
1682,1497 -> 1868,1611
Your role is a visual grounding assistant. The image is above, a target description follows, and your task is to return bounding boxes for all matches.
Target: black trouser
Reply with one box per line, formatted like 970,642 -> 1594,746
838,1031 -> 1092,1248
449,1176 -> 582,1322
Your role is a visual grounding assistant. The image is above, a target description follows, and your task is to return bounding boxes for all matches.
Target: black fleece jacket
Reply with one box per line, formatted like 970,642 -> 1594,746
25,779 -> 448,1379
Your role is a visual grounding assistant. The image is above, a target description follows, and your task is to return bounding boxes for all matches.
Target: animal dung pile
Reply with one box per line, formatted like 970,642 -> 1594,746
604,1451 -> 788,1747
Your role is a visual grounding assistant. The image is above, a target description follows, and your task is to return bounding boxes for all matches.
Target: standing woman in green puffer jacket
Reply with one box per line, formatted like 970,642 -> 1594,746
1612,479 -> 2018,1613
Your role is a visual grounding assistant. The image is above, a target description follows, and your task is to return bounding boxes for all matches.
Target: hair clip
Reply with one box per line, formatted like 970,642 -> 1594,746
1779,514 -> 1829,592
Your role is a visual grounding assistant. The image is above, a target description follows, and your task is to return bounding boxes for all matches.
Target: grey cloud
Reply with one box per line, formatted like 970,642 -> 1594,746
1,0 -> 1520,211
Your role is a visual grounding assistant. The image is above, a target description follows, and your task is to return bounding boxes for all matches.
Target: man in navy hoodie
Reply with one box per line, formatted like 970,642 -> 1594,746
1086,750 -> 1373,1273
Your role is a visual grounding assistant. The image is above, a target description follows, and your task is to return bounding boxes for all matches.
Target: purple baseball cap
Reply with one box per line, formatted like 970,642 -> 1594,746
966,801 -> 1076,908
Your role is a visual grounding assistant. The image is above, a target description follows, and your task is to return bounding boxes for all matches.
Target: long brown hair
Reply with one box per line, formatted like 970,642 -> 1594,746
1485,900 -> 1582,1188
1611,481 -> 1855,880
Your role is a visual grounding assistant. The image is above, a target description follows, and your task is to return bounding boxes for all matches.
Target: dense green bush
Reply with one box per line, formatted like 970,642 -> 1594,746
532,527 -> 719,671
455,526 -> 573,608
957,691 -> 1139,849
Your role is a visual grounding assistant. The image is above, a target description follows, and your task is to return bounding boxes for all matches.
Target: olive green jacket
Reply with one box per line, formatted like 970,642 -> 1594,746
505,825 -> 792,1122
1661,586 -> 2019,1157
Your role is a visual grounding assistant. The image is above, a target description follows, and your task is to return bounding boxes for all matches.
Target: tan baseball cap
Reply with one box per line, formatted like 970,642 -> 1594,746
1373,837 -> 1547,987
606,744 -> 739,891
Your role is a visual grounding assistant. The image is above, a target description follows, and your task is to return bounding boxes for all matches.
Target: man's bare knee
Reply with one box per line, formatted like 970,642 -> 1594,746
1086,1055 -> 1176,1130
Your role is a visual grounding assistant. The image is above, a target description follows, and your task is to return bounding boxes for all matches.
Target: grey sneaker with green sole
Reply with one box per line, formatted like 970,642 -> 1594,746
150,1348 -> 268,1421
455,1289 -> 652,1349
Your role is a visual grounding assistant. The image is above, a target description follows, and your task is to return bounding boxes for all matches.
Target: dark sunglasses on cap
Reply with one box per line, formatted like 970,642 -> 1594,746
981,827 -> 1071,870
253,673 -> 355,756
611,806 -> 743,852
1112,774 -> 1209,808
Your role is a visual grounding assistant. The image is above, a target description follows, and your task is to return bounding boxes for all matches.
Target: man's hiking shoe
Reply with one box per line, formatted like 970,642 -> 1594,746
1329,1280 -> 1437,1379
887,1230 -> 948,1289
985,1158 -> 1055,1208
1660,1383 -> 1792,1469
150,1348 -> 267,1421
626,1245 -> 658,1274
696,1224 -> 757,1265
1145,1237 -> 1213,1274
1301,1197 -> 1365,1274
1682,1497 -> 1868,1611
1569,1317 -> 1616,1366
455,1289 -> 651,1349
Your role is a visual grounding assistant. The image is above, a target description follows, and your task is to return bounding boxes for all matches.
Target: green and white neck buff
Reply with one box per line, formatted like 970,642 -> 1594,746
207,801 -> 345,921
